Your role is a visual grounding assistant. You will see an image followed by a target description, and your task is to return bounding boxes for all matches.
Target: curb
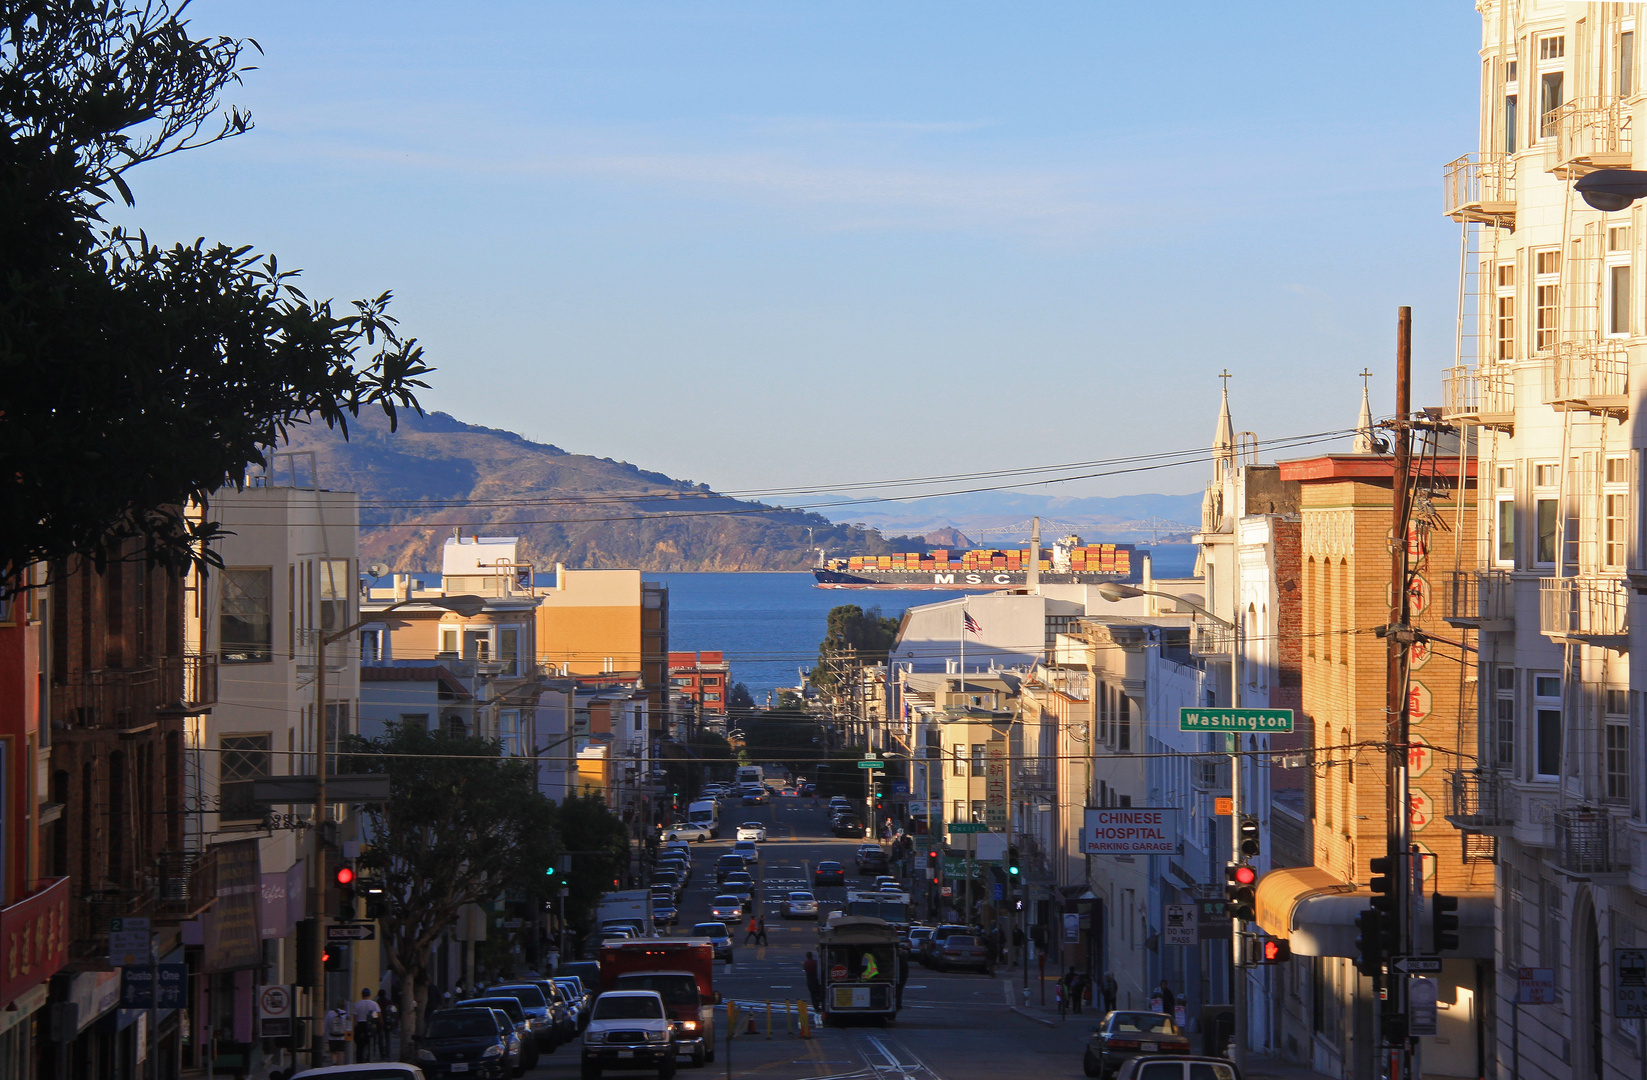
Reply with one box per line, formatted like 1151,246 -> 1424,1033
1010,1005 -> 1057,1028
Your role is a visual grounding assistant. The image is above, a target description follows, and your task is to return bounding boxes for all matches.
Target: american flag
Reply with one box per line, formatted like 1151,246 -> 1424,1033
962,610 -> 982,636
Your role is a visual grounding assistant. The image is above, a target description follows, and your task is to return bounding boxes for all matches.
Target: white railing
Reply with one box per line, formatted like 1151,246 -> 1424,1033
1442,365 -> 1515,422
1539,575 -> 1629,640
1444,153 -> 1516,220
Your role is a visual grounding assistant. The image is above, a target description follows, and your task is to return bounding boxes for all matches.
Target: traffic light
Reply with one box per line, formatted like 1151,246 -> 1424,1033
929,849 -> 940,884
1368,854 -> 1401,956
335,864 -> 357,921
365,885 -> 387,921
1238,815 -> 1261,860
1007,845 -> 1021,877
1257,937 -> 1292,965
1225,864 -> 1256,922
1353,908 -> 1384,976
322,941 -> 350,971
1432,891 -> 1460,953
295,918 -> 320,987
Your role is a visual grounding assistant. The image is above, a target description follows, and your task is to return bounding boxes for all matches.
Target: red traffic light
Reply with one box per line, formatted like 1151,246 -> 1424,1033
928,851 -> 938,860
335,866 -> 356,886
1233,865 -> 1256,886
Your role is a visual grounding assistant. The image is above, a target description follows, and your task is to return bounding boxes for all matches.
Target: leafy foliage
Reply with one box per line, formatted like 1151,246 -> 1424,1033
0,1 -> 430,574
811,604 -> 900,689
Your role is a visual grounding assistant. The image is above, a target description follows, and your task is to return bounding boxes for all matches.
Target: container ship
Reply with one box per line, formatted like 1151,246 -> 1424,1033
813,535 -> 1138,590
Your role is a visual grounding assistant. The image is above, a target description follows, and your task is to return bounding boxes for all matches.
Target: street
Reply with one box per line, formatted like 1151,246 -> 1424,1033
532,792 -> 1094,1080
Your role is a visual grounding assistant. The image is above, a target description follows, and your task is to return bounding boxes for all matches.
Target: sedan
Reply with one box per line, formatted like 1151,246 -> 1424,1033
736,822 -> 767,842
709,895 -> 744,922
1112,1057 -> 1243,1080
650,898 -> 678,927
661,823 -> 713,843
416,1007 -> 519,1079
934,934 -> 992,973
1083,1012 -> 1193,1078
741,789 -> 769,806
778,788 -> 797,797
692,922 -> 735,963
721,880 -> 754,910
782,891 -> 819,919
873,876 -> 900,892
813,861 -> 846,887
733,841 -> 759,864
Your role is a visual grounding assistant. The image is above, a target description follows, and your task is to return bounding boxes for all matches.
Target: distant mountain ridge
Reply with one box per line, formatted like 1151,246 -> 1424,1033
280,411 -> 932,572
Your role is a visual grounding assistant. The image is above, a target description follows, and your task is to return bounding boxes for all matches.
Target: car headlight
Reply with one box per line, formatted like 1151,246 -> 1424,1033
417,1049 -> 436,1062
483,1044 -> 504,1058
680,1021 -> 698,1031
647,1029 -> 669,1043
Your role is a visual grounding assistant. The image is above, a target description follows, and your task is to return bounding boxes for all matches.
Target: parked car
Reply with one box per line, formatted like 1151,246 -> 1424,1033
1111,1056 -> 1243,1080
488,983 -> 564,1051
692,921 -> 735,963
1083,1012 -> 1194,1079
579,989 -> 677,1080
463,998 -> 540,1070
906,926 -> 936,956
918,925 -> 972,967
732,840 -> 759,864
656,852 -> 691,877
934,934 -> 992,973
813,861 -> 846,887
709,895 -> 744,922
518,978 -> 577,1042
294,1065 -> 428,1080
554,976 -> 591,1030
735,822 -> 767,842
782,891 -> 819,919
420,1007 -> 521,1079
661,823 -> 712,843
714,854 -> 745,883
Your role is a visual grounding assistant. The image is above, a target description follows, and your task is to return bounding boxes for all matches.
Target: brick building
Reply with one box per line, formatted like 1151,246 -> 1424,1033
667,651 -> 731,719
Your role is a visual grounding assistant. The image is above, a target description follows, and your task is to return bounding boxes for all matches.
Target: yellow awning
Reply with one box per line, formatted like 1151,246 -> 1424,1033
1255,865 -> 1354,940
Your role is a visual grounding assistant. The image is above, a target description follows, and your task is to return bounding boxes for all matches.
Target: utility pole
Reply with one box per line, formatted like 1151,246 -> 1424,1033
1383,306 -> 1416,1077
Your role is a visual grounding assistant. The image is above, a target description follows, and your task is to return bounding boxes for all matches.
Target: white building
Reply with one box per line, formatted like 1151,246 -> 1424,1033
1442,6 -> 1647,1079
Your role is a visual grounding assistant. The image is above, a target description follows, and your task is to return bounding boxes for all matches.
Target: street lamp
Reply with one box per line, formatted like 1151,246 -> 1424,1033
1097,580 -> 1249,1070
309,592 -> 484,1063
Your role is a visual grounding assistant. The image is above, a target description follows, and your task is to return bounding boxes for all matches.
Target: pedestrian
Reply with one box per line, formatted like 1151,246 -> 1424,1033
756,916 -> 768,946
895,947 -> 910,1009
1069,970 -> 1086,1014
1102,972 -> 1118,1013
324,1000 -> 352,1065
374,988 -> 395,1059
744,915 -> 759,944
803,951 -> 822,1010
351,987 -> 381,1062
1158,980 -> 1176,1018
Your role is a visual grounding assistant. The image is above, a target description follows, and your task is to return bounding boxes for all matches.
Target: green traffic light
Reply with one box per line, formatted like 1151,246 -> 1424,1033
545,867 -> 556,876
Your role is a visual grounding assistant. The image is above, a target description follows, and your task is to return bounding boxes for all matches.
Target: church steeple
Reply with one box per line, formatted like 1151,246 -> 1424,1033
1213,369 -> 1234,479
1352,367 -> 1375,454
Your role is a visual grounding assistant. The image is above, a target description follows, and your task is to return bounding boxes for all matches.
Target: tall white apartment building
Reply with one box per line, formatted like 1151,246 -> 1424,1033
1443,5 -> 1647,1079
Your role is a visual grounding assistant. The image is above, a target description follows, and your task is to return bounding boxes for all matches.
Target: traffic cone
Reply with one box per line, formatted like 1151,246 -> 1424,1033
746,1013 -> 758,1036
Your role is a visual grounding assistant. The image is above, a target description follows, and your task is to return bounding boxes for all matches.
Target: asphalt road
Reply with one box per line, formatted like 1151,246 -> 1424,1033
526,793 -> 1096,1080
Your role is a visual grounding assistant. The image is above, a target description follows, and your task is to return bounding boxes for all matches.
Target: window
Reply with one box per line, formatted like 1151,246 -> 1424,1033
439,627 -> 459,656
1505,95 -> 1518,154
318,559 -> 349,634
1117,694 -> 1132,751
498,709 -> 523,756
462,628 -> 491,661
220,734 -> 271,821
702,677 -> 720,686
971,744 -> 986,776
1611,225 -> 1633,252
704,692 -> 720,702
1536,499 -> 1559,565
1496,667 -> 1516,768
1623,32 -> 1636,97
1611,265 -> 1632,335
1534,280 -> 1559,353
1540,71 -> 1564,137
498,627 -> 519,675
670,676 -> 691,687
952,746 -> 966,776
1497,294 -> 1517,360
1534,674 -> 1562,779
398,713 -> 430,731
221,568 -> 273,663
1606,493 -> 1630,567
952,800 -> 965,823
1607,690 -> 1630,803
1540,35 -> 1565,61
1497,465 -> 1516,564
360,628 -> 382,663
970,799 -> 985,822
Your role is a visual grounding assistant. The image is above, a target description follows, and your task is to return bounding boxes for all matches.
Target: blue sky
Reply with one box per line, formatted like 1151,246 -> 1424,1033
120,2 -> 1482,499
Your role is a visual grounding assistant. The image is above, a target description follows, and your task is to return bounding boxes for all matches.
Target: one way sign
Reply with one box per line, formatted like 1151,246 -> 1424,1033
327,924 -> 376,941
1391,956 -> 1442,974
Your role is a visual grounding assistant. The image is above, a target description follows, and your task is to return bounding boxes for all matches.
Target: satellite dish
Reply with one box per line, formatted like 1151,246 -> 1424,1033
367,562 -> 390,578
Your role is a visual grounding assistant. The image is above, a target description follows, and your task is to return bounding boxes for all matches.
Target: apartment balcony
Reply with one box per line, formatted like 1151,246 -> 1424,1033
1443,153 -> 1516,225
1553,807 -> 1624,876
1014,762 -> 1054,794
1189,617 -> 1234,661
1443,569 -> 1515,631
1544,100 -> 1634,178
51,654 -> 218,732
1540,575 -> 1629,645
1445,769 -> 1512,833
1191,756 -> 1230,792
1441,365 -> 1515,431
1547,339 -> 1630,418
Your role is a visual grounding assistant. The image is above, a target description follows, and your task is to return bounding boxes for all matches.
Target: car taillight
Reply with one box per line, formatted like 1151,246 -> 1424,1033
1107,1039 -> 1139,1049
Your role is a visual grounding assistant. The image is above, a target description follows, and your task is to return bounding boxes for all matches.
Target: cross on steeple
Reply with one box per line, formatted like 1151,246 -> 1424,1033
1219,368 -> 1233,391
1358,367 -> 1374,389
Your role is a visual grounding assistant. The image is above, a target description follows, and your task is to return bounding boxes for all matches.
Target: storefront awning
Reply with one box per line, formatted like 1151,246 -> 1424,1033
1257,866 -> 1494,959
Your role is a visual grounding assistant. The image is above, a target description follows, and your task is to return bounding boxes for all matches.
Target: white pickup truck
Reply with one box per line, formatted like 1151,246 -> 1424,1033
580,990 -> 677,1080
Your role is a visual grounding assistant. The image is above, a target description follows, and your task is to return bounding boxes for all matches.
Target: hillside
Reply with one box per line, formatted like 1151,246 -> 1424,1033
279,411 -> 929,572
